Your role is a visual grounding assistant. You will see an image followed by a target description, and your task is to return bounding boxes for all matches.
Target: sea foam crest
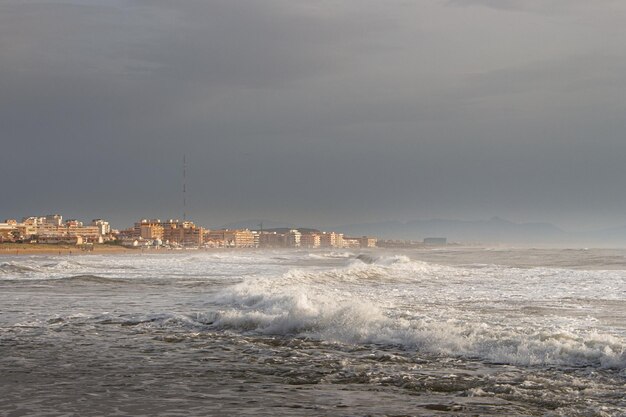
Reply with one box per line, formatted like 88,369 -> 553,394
212,283 -> 386,338
209,264 -> 626,370
0,261 -> 40,275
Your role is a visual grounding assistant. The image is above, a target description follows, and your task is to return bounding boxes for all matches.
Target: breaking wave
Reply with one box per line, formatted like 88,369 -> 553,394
208,259 -> 626,370
353,254 -> 411,265
0,262 -> 40,275
54,274 -> 130,284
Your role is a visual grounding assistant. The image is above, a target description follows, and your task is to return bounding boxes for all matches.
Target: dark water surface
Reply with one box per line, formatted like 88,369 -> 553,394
1,248 -> 624,416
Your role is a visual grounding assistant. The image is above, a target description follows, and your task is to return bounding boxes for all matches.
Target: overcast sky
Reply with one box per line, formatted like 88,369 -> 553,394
1,0 -> 625,230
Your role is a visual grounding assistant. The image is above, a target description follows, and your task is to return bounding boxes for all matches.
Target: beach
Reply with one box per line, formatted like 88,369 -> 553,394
2,243 -> 138,256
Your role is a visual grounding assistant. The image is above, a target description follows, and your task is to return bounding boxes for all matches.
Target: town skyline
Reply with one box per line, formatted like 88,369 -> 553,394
0,213 -> 380,249
6,210 -> 626,247
5,206 -> 626,232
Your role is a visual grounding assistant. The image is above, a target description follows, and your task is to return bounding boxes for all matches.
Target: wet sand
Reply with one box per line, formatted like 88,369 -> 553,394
0,243 -> 135,256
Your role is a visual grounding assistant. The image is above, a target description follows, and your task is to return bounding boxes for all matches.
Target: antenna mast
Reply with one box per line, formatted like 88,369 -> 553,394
183,154 -> 187,222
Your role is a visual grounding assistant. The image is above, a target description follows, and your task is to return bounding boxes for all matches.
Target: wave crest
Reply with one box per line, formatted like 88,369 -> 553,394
209,266 -> 626,370
0,262 -> 40,275
55,274 -> 129,284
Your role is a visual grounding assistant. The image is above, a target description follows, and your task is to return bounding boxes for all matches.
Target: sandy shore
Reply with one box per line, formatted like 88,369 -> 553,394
0,243 -> 136,256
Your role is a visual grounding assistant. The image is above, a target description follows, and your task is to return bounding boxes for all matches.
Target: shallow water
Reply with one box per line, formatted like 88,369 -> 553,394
1,248 -> 624,416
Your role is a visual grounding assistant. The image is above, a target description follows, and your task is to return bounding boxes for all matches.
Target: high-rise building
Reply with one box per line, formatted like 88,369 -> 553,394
134,219 -> 164,240
163,219 -> 202,246
360,236 -> 377,248
286,229 -> 301,247
300,233 -> 321,248
320,232 -> 344,248
259,232 -> 286,248
91,219 -> 111,236
205,229 -> 255,248
44,214 -> 63,226
342,237 -> 361,248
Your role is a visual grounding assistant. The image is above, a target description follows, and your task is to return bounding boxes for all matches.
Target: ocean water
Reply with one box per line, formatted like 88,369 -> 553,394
0,247 -> 624,416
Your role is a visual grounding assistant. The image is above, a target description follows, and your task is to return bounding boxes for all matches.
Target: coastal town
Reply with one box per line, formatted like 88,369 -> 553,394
0,214 -> 382,250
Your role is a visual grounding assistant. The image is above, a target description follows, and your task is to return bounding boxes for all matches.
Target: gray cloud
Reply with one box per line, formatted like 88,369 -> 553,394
446,0 -> 624,14
2,0 -> 626,231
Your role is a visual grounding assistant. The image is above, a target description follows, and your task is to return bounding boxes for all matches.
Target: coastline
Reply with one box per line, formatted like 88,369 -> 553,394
0,243 -> 135,256
0,244 -> 281,256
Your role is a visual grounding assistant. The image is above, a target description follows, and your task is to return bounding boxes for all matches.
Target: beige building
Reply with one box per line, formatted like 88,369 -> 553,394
206,229 -> 255,248
300,233 -> 321,248
67,225 -> 101,242
320,232 -> 344,248
259,232 -> 286,248
163,219 -> 203,246
360,236 -> 377,248
135,219 -> 165,240
91,219 -> 111,236
0,222 -> 16,242
286,229 -> 302,247
1,214 -> 113,244
16,223 -> 37,240
44,214 -> 63,226
140,224 -> 164,240
20,217 -> 43,234
342,237 -> 361,248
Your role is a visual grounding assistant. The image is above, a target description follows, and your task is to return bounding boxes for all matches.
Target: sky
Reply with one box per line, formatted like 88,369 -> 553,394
1,0 -> 626,231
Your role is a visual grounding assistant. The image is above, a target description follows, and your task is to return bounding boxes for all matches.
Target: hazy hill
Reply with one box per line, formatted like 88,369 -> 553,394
218,217 -> 626,246
219,219 -> 296,230
335,217 -> 567,243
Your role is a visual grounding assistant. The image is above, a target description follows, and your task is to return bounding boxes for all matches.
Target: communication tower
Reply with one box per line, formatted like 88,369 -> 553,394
183,154 -> 187,222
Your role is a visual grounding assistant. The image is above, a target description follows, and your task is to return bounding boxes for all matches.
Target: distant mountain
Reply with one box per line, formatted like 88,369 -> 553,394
219,217 -> 626,246
264,227 -> 321,234
335,217 -> 567,244
219,219 -> 296,230
576,225 -> 626,245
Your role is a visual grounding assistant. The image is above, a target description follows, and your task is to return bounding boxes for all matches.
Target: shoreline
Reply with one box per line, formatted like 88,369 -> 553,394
0,244 -> 347,256
0,243 -> 136,256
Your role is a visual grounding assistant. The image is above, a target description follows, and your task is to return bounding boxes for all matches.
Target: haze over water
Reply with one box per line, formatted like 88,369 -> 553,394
1,247 -> 624,416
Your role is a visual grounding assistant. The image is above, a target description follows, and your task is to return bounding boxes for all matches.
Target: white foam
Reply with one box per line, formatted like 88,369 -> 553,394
210,257 -> 626,369
3,249 -> 625,369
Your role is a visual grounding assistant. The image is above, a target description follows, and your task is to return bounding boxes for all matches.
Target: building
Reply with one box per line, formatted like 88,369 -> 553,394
226,229 -> 255,248
359,236 -> 377,248
66,224 -> 102,243
117,227 -> 136,240
163,219 -> 203,247
342,237 -> 361,248
37,235 -> 84,245
9,214 -> 104,243
259,232 -> 286,248
0,222 -> 16,242
423,237 -> 447,245
140,224 -> 164,240
205,229 -> 255,248
320,232 -> 344,248
0,214 -> 116,244
135,219 -> 164,240
300,233 -> 321,248
15,222 -> 37,240
44,214 -> 63,226
205,230 -> 226,247
286,229 -> 302,247
91,219 -> 111,236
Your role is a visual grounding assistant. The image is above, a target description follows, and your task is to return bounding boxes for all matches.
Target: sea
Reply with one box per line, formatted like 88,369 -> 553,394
0,247 -> 624,416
